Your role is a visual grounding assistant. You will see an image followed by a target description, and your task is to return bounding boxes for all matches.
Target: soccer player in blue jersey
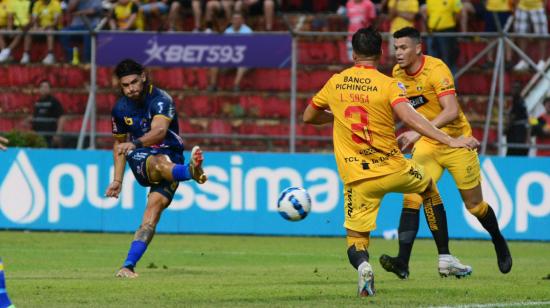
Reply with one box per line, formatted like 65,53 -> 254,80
105,59 -> 208,278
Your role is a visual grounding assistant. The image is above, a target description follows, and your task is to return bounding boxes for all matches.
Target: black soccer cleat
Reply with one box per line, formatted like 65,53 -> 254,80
379,254 -> 409,280
494,237 -> 512,274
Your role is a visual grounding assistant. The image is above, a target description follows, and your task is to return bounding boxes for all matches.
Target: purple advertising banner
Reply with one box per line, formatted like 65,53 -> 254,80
97,32 -> 292,68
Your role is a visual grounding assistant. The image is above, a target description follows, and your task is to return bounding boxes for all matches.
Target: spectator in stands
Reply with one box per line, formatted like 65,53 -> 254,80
139,0 -> 167,30
234,0 -> 276,31
0,0 -> 31,63
31,80 -> 65,148
20,0 -> 62,64
164,0 -> 202,31
388,0 -> 419,34
0,0 -> 9,51
531,97 -> 550,156
481,0 -> 513,70
424,0 -> 464,74
345,0 -> 377,61
207,12 -> 252,92
108,0 -> 144,30
204,0 -> 234,32
506,81 -> 529,156
512,0 -> 548,71
59,0 -> 103,63
387,0 -> 419,57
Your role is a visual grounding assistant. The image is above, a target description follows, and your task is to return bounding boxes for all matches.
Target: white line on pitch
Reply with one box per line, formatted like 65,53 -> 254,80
430,301 -> 550,308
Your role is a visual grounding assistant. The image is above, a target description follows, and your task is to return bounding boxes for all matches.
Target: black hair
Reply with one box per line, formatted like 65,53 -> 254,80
115,58 -> 144,79
393,27 -> 422,44
351,26 -> 382,58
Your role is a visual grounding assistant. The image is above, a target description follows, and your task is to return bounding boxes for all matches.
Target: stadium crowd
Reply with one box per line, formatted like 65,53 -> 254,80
0,0 -> 549,155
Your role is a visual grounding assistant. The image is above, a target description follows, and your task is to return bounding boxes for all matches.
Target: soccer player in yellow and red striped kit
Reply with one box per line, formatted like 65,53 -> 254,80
303,26 -> 480,296
379,27 -> 512,280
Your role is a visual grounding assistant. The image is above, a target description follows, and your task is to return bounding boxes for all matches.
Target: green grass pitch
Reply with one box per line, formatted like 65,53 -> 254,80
1,231 -> 549,307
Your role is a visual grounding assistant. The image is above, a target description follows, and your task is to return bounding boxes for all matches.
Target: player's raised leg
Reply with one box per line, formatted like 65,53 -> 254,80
462,185 -> 512,273
0,258 -> 15,308
147,146 -> 207,184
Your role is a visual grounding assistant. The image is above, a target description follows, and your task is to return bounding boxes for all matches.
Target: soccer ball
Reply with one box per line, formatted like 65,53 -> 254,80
277,187 -> 312,221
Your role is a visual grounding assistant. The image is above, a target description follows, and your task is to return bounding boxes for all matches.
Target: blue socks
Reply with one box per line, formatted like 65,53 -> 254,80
172,164 -> 191,181
122,241 -> 148,270
0,258 -> 14,308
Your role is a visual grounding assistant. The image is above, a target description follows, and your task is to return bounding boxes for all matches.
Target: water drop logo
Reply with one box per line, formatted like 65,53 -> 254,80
0,151 -> 45,224
463,158 -> 513,232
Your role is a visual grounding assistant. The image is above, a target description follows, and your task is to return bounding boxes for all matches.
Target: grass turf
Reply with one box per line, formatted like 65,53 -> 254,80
1,231 -> 549,307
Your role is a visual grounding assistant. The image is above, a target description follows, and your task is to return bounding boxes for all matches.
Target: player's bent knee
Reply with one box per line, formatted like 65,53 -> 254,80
403,194 -> 423,210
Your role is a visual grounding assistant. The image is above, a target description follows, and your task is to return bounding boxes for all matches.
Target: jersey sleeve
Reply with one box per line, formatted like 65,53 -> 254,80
429,63 -> 456,98
311,77 -> 333,110
111,108 -> 127,137
389,79 -> 409,107
151,98 -> 176,121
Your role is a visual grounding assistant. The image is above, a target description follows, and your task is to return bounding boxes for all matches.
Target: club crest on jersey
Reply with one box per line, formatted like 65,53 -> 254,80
397,82 -> 407,94
124,117 -> 133,125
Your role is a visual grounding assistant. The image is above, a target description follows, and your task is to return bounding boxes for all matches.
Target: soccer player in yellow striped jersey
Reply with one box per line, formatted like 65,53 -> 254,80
379,27 -> 512,280
303,26 -> 480,296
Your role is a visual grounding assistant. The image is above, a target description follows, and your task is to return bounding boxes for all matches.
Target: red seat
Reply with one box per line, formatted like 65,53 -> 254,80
0,117 -> 27,131
150,68 -> 185,89
96,92 -> 118,114
61,116 -> 83,133
0,92 -> 35,113
57,92 -> 88,114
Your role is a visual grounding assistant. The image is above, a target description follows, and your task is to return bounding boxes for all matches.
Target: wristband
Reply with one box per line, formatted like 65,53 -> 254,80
132,139 -> 143,148
114,179 -> 122,183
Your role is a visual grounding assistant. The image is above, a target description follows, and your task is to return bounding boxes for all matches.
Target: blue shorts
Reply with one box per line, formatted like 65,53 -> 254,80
126,147 -> 184,201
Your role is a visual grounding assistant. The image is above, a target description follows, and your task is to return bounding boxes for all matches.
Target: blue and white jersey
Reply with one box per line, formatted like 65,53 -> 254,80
111,84 -> 184,152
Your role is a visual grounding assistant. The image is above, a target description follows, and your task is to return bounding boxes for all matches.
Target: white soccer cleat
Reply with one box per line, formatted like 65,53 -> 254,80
513,59 -> 528,71
20,52 -> 30,64
42,53 -> 55,65
438,255 -> 472,278
189,145 -> 207,184
357,262 -> 375,297
0,48 -> 11,63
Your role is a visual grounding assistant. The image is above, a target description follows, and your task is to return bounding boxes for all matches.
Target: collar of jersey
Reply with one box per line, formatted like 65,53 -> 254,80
406,55 -> 426,76
354,64 -> 376,69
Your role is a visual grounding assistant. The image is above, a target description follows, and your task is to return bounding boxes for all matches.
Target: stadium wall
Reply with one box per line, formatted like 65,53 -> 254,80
0,149 -> 549,241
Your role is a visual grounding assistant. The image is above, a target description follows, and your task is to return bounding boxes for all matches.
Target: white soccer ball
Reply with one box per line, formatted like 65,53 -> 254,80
277,187 -> 312,221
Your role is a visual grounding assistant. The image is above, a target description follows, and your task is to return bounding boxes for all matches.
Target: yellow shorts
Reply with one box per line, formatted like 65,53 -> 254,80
412,138 -> 481,190
343,159 -> 432,233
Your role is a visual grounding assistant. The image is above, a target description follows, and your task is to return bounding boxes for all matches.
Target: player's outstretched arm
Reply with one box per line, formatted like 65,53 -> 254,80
393,101 -> 479,149
303,103 -> 333,125
106,137 -> 127,198
0,136 -> 8,150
